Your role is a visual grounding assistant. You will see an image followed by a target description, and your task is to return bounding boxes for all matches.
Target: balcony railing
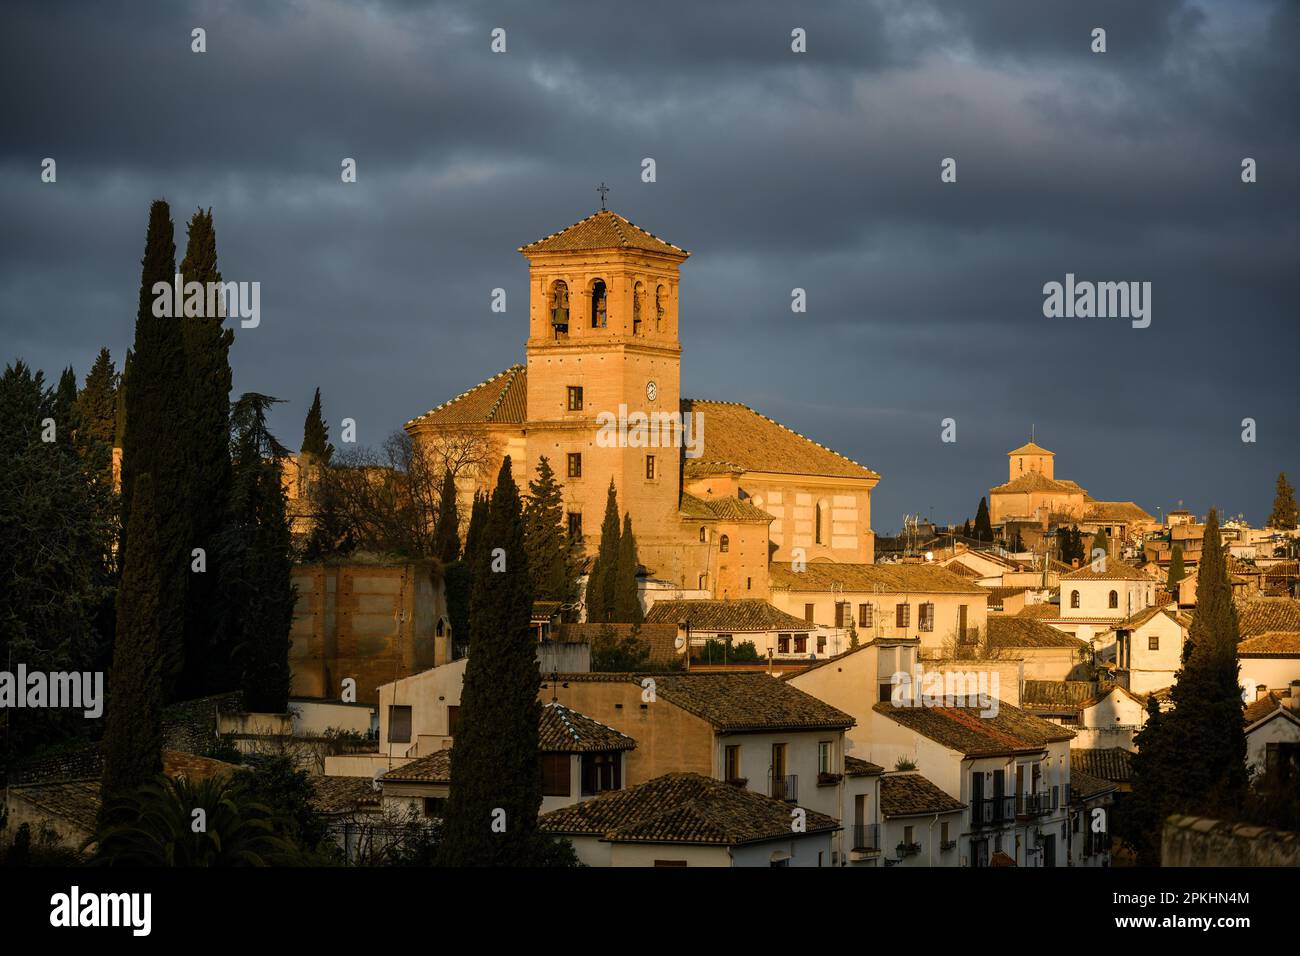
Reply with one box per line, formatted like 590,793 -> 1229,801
897,841 -> 922,858
771,774 -> 798,803
852,824 -> 881,852
971,796 -> 1016,826
1016,792 -> 1052,818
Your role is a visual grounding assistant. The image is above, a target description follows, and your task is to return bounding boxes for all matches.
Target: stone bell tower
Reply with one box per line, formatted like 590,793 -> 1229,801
517,208 -> 690,567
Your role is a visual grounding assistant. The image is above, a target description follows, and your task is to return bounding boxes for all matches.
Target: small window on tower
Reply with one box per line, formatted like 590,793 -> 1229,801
591,280 -> 607,328
655,285 -> 666,331
633,281 -> 644,335
567,386 -> 583,411
550,280 -> 570,339
567,453 -> 582,479
719,534 -> 729,553
645,454 -> 655,480
567,512 -> 582,539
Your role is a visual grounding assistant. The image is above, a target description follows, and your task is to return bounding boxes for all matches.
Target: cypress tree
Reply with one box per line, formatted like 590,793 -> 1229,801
584,480 -> 621,622
1166,544 -> 1184,592
1268,472 -> 1298,530
522,456 -> 579,606
119,200 -> 189,699
114,349 -> 131,449
434,469 -> 461,565
973,497 -> 992,542
961,519 -> 971,539
612,513 -> 643,623
77,349 -> 118,485
445,492 -> 489,654
217,394 -> 295,712
1121,694 -> 1169,864
54,366 -> 78,447
300,387 -> 333,463
101,473 -> 165,804
179,207 -> 235,698
463,492 -> 489,569
1089,528 -> 1111,563
440,457 -> 541,866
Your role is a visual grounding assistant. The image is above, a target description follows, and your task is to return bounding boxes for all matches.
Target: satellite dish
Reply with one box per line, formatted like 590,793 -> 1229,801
674,636 -> 686,651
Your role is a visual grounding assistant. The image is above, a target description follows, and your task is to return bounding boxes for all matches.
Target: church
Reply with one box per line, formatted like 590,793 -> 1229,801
404,208 -> 881,605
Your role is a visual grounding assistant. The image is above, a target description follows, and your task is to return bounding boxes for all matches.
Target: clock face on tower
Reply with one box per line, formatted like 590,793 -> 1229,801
646,380 -> 658,402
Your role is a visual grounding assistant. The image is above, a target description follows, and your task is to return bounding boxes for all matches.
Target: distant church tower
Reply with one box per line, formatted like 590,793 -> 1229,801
518,209 -> 690,562
1007,440 -> 1055,481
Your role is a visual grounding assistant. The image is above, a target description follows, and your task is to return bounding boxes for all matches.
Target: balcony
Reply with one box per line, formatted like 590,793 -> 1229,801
852,824 -> 880,852
896,841 -> 922,858
1016,792 -> 1052,818
940,840 -> 957,852
971,796 -> 1015,826
770,774 -> 798,803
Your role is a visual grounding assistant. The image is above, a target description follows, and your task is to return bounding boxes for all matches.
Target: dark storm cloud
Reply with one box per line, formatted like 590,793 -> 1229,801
1,0 -> 1296,529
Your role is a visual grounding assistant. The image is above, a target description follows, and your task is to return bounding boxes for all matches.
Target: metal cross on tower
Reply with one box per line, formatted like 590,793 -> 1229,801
596,182 -> 610,209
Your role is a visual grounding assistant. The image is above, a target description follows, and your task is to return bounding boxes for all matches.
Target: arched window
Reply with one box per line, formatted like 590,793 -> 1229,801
435,618 -> 445,637
591,279 -> 607,328
632,281 -> 644,335
720,534 -> 730,553
1070,590 -> 1080,609
655,285 -> 666,331
549,280 -> 569,338
1108,590 -> 1119,609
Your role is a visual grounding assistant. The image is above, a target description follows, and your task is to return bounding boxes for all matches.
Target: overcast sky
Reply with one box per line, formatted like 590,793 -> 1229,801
3,0 -> 1296,531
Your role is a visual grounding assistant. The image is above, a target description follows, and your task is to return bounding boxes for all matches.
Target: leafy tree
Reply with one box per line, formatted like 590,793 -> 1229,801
77,348 -> 118,485
973,497 -> 992,542
696,638 -> 762,663
1089,528 -> 1111,562
217,394 -> 295,712
101,474 -> 165,804
119,200 -> 190,698
584,480 -> 621,622
90,774 -> 293,866
233,755 -> 336,862
0,362 -> 116,761
179,207 -> 236,700
590,623 -> 652,671
433,468 -> 461,564
1268,472 -> 1298,530
1166,544 -> 1185,592
612,513 -> 643,623
440,457 -> 542,866
300,386 -> 334,463
522,456 -> 581,607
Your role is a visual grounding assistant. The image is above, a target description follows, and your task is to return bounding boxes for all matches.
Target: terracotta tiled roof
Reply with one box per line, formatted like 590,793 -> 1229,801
1084,501 -> 1155,523
645,599 -> 810,632
990,471 -> 1084,495
556,622 -> 681,663
1070,769 -> 1118,801
538,702 -> 636,753
1008,441 -> 1054,457
1015,603 -> 1062,620
987,617 -> 1089,650
1238,631 -> 1300,657
539,772 -> 837,846
405,365 -> 527,427
380,748 -> 452,784
311,775 -> 383,814
990,850 -> 1017,866
679,399 -> 878,480
6,780 -> 101,832
874,701 -> 1075,756
544,672 -> 854,733
1114,604 -> 1188,631
769,562 -> 986,595
880,773 -> 965,817
1237,598 -> 1300,640
682,460 -> 745,478
678,492 -> 773,523
519,209 -> 688,257
1061,558 -> 1150,582
984,585 -> 1032,607
1022,680 -> 1096,709
945,561 -> 983,579
1243,691 -> 1288,725
845,755 -> 884,776
1070,747 -> 1133,783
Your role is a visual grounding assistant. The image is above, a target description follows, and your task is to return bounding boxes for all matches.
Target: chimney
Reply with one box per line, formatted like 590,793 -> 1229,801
1256,684 -> 1271,703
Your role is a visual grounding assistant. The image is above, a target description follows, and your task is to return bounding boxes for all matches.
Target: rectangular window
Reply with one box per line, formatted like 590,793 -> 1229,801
645,454 -> 656,480
778,634 -> 791,654
542,753 -> 570,797
567,386 -> 583,411
725,745 -> 742,782
804,603 -> 815,623
958,604 -> 969,642
1148,634 -> 1160,651
388,705 -> 412,744
566,452 -> 582,479
879,682 -> 894,703
423,797 -> 446,818
816,635 -> 826,653
835,602 -> 851,628
654,860 -> 687,867
941,821 -> 950,845
904,825 -> 914,845
818,741 -> 832,774
567,511 -> 582,539
581,753 -> 620,795
447,705 -> 461,737
919,602 -> 935,632
858,603 -> 873,628
896,603 -> 910,628
794,634 -> 807,653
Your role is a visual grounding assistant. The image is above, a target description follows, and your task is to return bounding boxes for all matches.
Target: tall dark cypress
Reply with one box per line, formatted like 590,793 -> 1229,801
433,468 -> 461,564
119,200 -> 189,699
973,496 -> 992,542
300,387 -> 333,463
54,366 -> 78,447
584,480 -> 621,622
101,474 -> 165,805
612,513 -> 643,623
77,349 -> 118,485
522,456 -> 579,606
179,207 -> 235,698
440,457 -> 541,866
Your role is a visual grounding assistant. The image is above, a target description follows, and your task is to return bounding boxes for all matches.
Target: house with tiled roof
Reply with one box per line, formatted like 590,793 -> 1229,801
1067,769 -> 1117,866
402,207 -> 880,607
869,699 -> 1076,867
768,561 -> 989,659
1112,604 -> 1188,694
536,671 -> 875,866
377,701 -> 636,818
1057,556 -> 1160,653
878,771 -> 965,867
986,616 -> 1091,681
1070,747 -> 1133,792
1243,689 -> 1300,780
1238,630 -> 1300,705
539,772 -> 839,867
643,597 -> 830,660
1237,597 -> 1300,640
